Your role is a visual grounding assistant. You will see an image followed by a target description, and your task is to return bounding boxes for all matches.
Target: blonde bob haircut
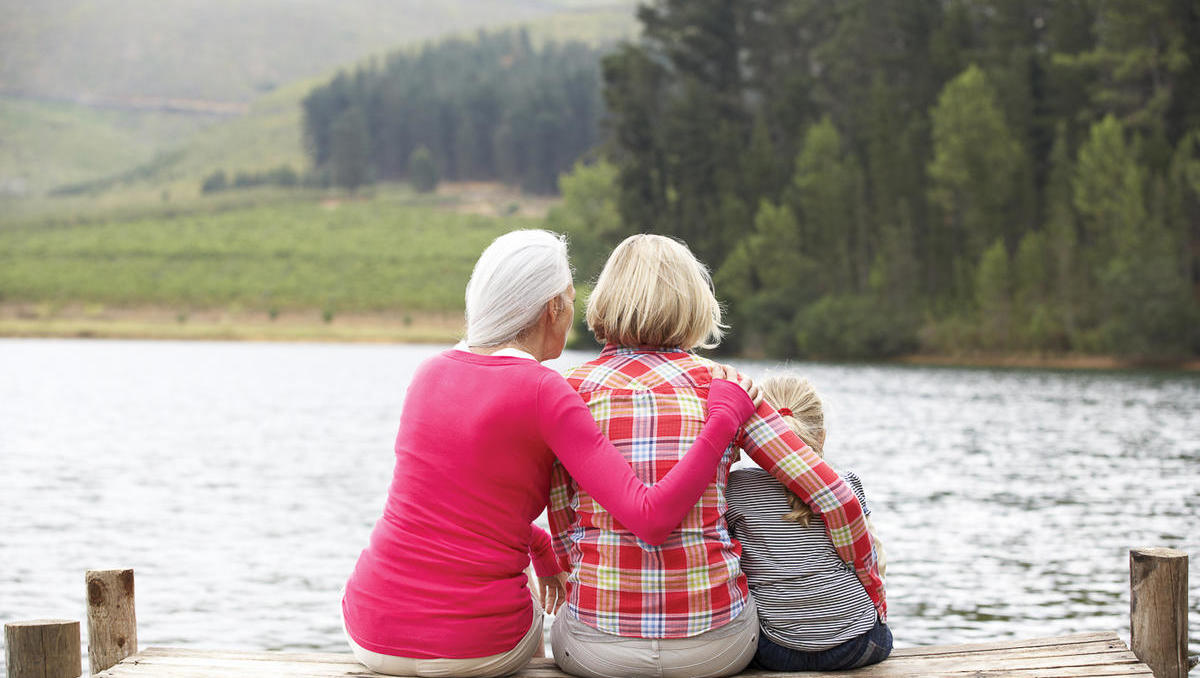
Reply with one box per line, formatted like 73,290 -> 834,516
586,234 -> 725,350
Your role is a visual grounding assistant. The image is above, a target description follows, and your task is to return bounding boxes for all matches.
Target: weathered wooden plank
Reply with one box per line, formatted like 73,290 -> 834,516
883,637 -> 1128,663
99,668 -> 369,678
133,647 -> 361,664
891,632 -> 1122,657
745,669 -> 1152,678
96,658 -> 373,678
96,654 -> 368,677
124,631 -> 1124,665
857,642 -> 1138,666
846,654 -> 1143,674
850,646 -> 1141,670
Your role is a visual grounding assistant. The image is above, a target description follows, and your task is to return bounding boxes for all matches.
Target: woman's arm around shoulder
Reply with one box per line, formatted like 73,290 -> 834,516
535,368 -> 754,546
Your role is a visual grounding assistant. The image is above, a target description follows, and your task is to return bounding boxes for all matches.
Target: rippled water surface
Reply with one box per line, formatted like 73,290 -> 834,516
1,339 -> 1197,673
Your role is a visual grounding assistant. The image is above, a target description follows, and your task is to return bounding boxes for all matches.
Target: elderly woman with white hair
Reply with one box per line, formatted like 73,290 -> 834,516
341,230 -> 759,677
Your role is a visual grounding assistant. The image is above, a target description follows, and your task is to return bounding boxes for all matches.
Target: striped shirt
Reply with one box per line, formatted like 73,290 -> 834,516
547,346 -> 885,639
726,467 -> 878,651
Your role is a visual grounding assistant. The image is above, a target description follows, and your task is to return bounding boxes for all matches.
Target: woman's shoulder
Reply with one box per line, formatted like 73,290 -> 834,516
417,350 -> 559,394
565,348 -> 714,392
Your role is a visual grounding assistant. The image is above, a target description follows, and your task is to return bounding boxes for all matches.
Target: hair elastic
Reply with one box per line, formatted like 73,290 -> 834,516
777,407 -> 793,417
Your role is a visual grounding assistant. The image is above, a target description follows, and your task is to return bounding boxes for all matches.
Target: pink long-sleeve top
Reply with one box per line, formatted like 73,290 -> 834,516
341,349 -> 753,659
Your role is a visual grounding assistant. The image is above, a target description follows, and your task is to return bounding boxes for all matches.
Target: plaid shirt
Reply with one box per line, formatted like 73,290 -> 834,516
548,346 -> 886,639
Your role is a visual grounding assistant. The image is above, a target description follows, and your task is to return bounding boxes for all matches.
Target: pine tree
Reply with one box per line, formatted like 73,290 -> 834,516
1043,123 -> 1082,346
330,106 -> 371,192
407,146 -> 439,193
714,201 -> 813,356
790,117 -> 869,294
1167,131 -> 1200,302
928,64 -> 1025,291
1074,114 -> 1195,356
975,238 -> 1012,349
1075,0 -> 1195,150
602,44 -> 670,234
1073,116 -> 1146,263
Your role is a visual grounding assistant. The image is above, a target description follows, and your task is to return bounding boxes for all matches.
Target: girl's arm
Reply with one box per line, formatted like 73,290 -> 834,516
537,373 -> 753,546
737,403 -> 887,621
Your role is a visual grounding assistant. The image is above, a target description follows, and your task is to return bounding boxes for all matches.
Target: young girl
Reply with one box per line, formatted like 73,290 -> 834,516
726,376 -> 892,671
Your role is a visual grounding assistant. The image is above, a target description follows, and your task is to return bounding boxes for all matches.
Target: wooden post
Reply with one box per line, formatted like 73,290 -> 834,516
1129,547 -> 1189,678
4,619 -> 81,678
86,568 -> 137,674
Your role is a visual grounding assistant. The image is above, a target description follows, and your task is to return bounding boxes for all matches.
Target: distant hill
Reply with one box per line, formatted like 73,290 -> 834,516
0,1 -> 636,197
0,0 -> 634,103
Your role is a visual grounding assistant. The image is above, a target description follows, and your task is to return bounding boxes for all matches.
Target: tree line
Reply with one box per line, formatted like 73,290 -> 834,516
301,29 -> 604,194
560,0 -> 1199,360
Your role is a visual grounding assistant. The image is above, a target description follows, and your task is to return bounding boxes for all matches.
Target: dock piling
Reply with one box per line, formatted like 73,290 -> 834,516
1130,547 -> 1189,678
86,568 -> 138,674
4,619 -> 81,678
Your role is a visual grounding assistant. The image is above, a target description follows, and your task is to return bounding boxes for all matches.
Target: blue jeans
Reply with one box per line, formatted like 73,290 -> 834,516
752,620 -> 892,671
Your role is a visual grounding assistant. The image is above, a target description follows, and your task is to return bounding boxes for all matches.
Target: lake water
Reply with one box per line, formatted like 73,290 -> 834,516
1,338 -> 1197,674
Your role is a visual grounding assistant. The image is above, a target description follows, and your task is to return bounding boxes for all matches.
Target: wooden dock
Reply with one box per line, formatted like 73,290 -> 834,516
6,548 -> 1193,678
93,632 -> 1153,677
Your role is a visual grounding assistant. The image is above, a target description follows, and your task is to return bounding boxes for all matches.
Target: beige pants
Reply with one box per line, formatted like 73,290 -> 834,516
551,597 -> 759,678
346,608 -> 544,677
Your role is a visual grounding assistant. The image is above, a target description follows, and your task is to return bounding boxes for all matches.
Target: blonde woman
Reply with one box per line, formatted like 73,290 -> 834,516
547,234 -> 885,678
726,376 -> 892,671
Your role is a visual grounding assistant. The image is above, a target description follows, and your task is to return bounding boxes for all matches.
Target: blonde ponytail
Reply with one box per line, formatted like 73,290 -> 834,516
759,376 -> 825,526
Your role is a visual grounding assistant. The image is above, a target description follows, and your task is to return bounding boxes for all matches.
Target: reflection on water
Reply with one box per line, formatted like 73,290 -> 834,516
1,339 -> 1197,671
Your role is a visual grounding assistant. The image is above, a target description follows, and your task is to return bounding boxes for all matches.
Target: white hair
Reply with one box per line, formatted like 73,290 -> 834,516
465,229 -> 573,347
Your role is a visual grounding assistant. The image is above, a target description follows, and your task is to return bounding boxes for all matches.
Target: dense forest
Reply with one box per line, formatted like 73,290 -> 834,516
303,4 -> 1199,361
302,30 -> 604,194
552,0 -> 1198,360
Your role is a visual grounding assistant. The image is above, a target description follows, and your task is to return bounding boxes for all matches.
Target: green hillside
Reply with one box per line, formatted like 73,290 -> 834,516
129,78 -> 315,200
0,2 -> 636,200
0,98 -> 204,196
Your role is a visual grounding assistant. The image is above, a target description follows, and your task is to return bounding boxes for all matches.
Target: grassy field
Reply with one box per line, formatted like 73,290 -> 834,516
0,188 -> 536,325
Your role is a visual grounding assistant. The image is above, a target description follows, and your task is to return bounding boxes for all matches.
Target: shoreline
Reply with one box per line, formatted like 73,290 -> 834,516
0,304 -> 465,345
893,352 -> 1200,372
2,305 -> 1197,371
